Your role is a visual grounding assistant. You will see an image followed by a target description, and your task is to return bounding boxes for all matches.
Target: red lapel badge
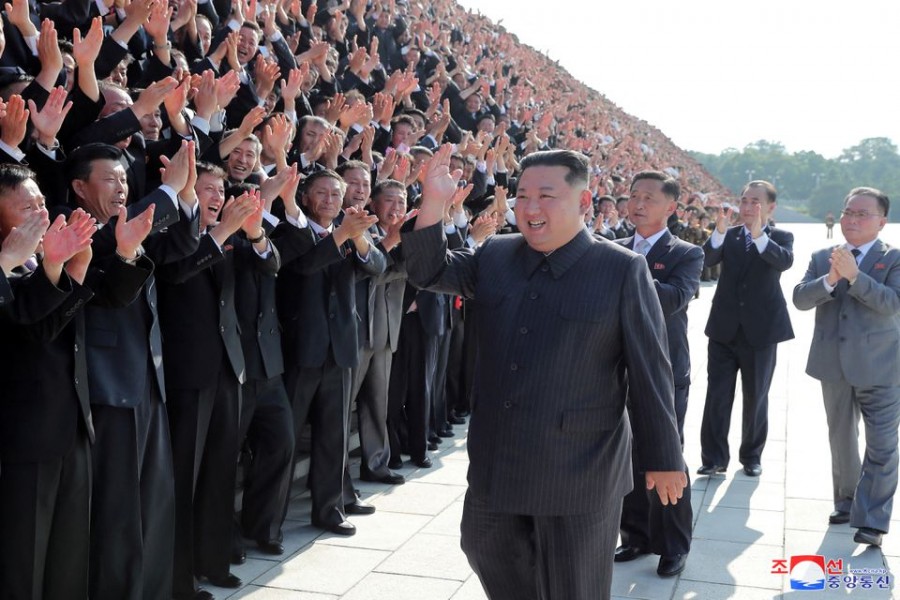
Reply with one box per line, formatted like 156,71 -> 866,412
653,262 -> 665,270
875,263 -> 886,270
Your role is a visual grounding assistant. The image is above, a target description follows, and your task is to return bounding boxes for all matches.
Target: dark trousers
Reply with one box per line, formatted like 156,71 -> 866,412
0,429 -> 91,600
89,385 -> 175,600
237,375 -> 294,544
351,343 -> 394,477
284,354 -> 352,527
445,308 -> 467,415
388,312 -> 437,462
460,489 -> 620,600
167,368 -> 241,599
700,330 -> 777,467
620,384 -> 692,556
430,328 -> 452,436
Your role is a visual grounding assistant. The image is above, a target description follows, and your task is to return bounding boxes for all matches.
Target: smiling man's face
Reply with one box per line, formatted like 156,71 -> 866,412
72,158 -> 128,225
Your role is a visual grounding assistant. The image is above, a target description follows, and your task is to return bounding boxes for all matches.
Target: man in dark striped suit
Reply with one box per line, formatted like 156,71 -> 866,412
402,147 -> 686,600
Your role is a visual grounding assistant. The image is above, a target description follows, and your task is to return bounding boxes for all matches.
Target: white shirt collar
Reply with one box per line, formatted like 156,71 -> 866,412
848,239 -> 878,261
633,227 -> 667,252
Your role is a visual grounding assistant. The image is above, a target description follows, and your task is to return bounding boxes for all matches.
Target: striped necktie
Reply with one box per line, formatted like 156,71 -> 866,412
635,239 -> 651,256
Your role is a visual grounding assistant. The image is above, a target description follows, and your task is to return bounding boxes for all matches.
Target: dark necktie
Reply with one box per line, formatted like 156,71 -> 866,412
318,230 -> 330,241
745,230 -> 753,252
851,248 -> 861,264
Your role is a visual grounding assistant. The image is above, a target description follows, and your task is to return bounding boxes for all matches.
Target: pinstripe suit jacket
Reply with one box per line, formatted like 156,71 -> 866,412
402,224 -> 684,515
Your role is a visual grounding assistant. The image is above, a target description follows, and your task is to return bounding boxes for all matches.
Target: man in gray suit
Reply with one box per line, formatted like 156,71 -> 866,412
793,187 -> 900,547
402,147 -> 686,599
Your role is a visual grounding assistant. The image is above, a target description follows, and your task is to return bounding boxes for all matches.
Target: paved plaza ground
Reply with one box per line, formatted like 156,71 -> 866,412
208,223 -> 900,599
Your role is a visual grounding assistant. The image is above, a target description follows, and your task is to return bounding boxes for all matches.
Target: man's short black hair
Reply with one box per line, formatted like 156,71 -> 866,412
372,179 -> 407,200
519,150 -> 589,188
845,186 -> 890,217
0,163 -> 36,198
597,194 -> 616,206
336,160 -> 370,177
65,143 -> 124,183
742,180 -> 777,203
302,169 -> 346,195
631,170 -> 681,202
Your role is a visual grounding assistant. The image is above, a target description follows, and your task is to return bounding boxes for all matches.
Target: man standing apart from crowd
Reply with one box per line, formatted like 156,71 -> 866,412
402,147 -> 686,600
614,171 -> 702,578
793,187 -> 900,547
698,181 -> 794,478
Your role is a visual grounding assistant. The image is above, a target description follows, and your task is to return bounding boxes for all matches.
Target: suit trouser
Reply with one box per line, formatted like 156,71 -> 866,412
351,343 -> 394,478
167,368 -> 241,599
700,331 -> 776,467
445,308 -> 467,415
89,384 -> 175,600
237,376 -> 295,544
388,313 -> 437,462
284,354 -> 352,527
821,380 -> 900,532
0,428 -> 91,600
430,328 -> 453,436
460,489 -> 621,600
620,384 -> 692,556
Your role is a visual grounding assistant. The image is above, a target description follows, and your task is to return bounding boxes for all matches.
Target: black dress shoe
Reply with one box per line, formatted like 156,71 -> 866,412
360,471 -> 406,485
657,554 -> 687,577
388,457 -> 403,470
696,464 -> 727,475
613,544 -> 650,562
854,527 -> 883,546
427,441 -> 439,451
449,414 -> 466,425
193,591 -> 214,600
437,428 -> 455,438
412,456 -> 433,468
428,435 -> 443,445
312,519 -> 357,536
742,464 -> 762,477
205,573 -> 242,588
230,547 -> 246,565
344,498 -> 376,515
256,539 -> 284,555
828,510 -> 851,525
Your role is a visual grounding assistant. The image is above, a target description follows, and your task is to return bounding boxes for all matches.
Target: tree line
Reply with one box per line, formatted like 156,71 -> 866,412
690,138 -> 900,222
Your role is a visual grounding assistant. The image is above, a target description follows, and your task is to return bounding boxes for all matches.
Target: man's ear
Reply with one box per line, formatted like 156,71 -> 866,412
578,188 -> 592,215
71,179 -> 87,201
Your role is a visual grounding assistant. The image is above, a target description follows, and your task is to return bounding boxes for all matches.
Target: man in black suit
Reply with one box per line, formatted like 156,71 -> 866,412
157,166 -> 277,600
65,141 -> 202,600
613,171 -> 703,578
698,180 -> 794,478
275,169 -> 386,536
0,164 -> 156,600
350,177 -> 409,485
402,147 -> 686,600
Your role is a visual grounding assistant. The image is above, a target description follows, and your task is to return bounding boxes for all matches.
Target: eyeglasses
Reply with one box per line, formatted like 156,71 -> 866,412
840,210 -> 882,220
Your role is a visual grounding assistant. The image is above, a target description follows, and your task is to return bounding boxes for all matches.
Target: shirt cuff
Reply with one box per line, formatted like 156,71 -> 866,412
36,142 -> 58,160
24,36 -> 39,57
178,198 -> 198,219
286,211 -> 308,229
0,140 -> 25,162
268,31 -> 283,43
190,115 -> 211,135
227,18 -> 240,31
262,211 -> 280,227
465,235 -> 477,249
822,277 -> 836,293
444,223 -> 457,235
253,239 -> 273,258
505,208 -> 516,226
158,184 -> 179,207
453,211 -> 468,229
94,0 -> 109,16
356,250 -> 370,263
710,228 -> 726,249
753,232 -> 770,253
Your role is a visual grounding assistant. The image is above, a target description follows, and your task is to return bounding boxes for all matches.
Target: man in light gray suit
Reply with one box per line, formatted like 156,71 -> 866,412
793,187 -> 900,547
402,146 -> 686,600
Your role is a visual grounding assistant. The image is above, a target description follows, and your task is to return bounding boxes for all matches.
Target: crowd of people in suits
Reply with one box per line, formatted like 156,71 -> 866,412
1,0 -> 897,599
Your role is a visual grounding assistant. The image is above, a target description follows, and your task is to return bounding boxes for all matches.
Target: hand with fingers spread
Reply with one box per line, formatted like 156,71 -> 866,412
132,77 -> 178,118
73,16 -> 104,67
114,204 -> 155,260
215,69 -> 241,110
42,210 -> 96,284
416,144 -> 463,229
0,209 -> 50,275
28,86 -> 73,148
376,148 -> 398,182
646,471 -> 687,506
212,191 -> 259,245
4,0 -> 37,38
469,212 -> 497,245
323,93 -> 347,125
254,55 -> 281,100
1,95 -> 29,150
333,205 -> 378,248
240,189 -> 266,239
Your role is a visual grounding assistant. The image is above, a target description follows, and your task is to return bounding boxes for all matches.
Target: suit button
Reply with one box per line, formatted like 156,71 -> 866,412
529,292 -> 538,300
519,327 -> 528,334
74,344 -> 79,352
839,336 -> 845,342
330,291 -> 336,297
510,363 -> 518,371
74,377 -> 79,385
541,265 -> 549,272
504,401 -> 512,409
257,331 -> 261,337
220,326 -> 226,333
258,312 -> 264,320
841,314 -> 847,319
270,328 -> 276,334
739,302 -> 744,307
329,313 -> 335,319
220,300 -> 225,306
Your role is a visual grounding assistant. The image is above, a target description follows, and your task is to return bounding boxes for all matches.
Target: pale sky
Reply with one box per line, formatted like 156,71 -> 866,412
455,0 -> 898,159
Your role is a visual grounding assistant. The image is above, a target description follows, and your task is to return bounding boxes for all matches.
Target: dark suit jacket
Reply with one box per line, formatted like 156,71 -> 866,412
83,190 -> 201,407
704,225 -> 795,348
355,232 -> 407,353
617,231 -> 704,387
402,224 -> 684,516
275,223 -> 386,370
0,257 -> 151,463
157,232 -> 278,388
